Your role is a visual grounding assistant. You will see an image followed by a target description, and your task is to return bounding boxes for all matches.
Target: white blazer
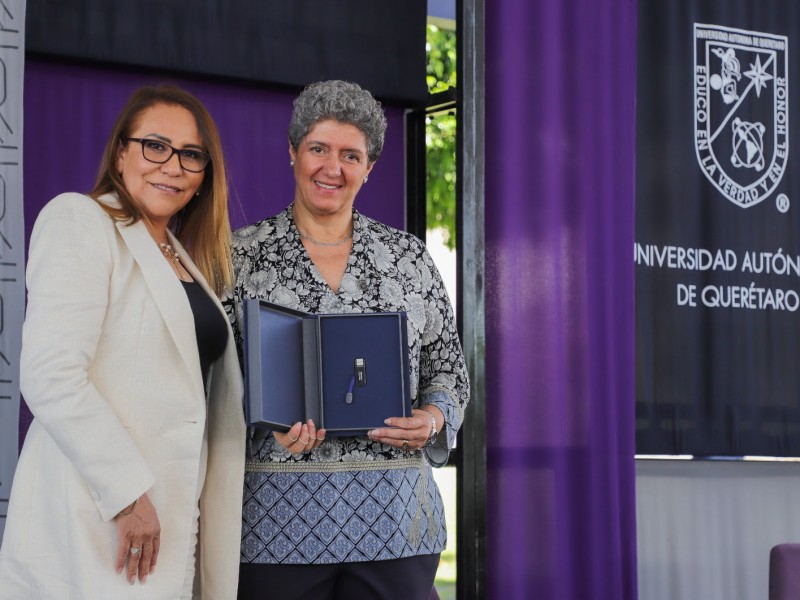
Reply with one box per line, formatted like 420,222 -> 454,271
0,193 -> 246,599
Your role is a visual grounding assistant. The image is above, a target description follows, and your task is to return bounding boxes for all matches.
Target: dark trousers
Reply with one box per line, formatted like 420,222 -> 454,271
237,554 -> 441,600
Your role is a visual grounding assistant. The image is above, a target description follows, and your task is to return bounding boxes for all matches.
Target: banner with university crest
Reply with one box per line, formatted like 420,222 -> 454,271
636,1 -> 800,456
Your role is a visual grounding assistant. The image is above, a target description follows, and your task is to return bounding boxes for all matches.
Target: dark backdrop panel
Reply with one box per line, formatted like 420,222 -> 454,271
19,57 -> 407,443
636,0 -> 800,456
26,0 -> 427,105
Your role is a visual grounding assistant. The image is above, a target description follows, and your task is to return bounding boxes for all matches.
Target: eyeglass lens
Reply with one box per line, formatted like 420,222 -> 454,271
138,139 -> 209,172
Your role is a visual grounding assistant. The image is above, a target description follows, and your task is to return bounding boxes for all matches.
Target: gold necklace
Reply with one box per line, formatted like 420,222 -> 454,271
159,242 -> 181,264
158,243 -> 192,281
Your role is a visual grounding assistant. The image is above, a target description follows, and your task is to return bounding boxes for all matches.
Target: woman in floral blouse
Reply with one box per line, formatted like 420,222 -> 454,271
226,80 -> 470,600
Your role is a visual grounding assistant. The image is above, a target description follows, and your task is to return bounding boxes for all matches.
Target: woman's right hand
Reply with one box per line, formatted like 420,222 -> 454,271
273,419 -> 325,454
114,493 -> 161,584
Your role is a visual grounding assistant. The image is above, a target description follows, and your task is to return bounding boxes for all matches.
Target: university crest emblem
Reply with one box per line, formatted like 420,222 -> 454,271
694,23 -> 788,208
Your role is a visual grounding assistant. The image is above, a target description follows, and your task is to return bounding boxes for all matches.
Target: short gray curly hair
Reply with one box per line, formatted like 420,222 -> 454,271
288,80 -> 387,163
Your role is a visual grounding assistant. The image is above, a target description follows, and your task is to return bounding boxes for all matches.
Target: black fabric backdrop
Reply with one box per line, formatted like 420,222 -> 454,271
636,0 -> 800,456
25,0 -> 428,105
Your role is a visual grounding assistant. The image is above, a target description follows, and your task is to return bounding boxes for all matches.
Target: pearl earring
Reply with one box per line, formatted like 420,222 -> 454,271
363,176 -> 368,184
290,160 -> 295,167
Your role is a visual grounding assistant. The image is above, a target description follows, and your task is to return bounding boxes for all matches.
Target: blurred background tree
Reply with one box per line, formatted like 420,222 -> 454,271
426,24 -> 457,249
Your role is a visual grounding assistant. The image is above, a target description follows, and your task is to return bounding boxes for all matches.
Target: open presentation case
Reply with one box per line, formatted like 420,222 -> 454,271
243,299 -> 412,436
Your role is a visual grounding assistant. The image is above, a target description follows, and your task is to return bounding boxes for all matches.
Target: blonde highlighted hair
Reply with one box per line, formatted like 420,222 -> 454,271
89,84 -> 233,295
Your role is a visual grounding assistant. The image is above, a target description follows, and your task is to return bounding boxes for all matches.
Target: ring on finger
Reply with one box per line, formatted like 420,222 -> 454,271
129,546 -> 142,556
402,439 -> 410,451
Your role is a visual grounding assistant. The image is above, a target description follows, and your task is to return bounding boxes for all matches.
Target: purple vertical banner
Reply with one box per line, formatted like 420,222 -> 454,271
485,0 -> 638,598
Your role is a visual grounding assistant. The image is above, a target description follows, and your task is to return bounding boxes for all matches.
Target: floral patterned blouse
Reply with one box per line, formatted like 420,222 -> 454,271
224,205 -> 470,565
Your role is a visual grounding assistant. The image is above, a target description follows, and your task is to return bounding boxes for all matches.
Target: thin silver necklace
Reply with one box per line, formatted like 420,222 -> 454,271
297,227 -> 353,247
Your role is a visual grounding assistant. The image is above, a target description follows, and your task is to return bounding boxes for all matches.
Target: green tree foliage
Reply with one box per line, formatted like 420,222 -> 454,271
427,24 -> 456,93
426,24 -> 457,249
426,112 -> 457,249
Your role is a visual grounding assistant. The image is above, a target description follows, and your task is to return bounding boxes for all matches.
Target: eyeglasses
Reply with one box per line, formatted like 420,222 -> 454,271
122,137 -> 211,173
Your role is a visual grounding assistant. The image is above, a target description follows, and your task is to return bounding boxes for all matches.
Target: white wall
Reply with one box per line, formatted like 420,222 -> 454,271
637,459 -> 800,600
426,228 -> 457,314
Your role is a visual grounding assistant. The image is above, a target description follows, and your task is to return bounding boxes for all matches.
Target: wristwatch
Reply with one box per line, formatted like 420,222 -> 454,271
422,409 -> 438,447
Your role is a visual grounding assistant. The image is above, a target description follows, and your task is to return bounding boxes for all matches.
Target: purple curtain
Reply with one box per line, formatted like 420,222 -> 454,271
19,58 -> 406,443
485,0 -> 638,598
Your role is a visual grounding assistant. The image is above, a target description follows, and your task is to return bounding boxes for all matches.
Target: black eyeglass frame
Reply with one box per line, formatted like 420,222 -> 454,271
121,137 -> 211,173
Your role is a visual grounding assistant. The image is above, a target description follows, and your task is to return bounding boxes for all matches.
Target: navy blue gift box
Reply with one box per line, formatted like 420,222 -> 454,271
243,299 -> 412,435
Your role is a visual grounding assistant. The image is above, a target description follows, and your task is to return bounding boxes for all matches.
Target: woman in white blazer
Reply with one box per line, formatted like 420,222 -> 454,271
0,85 -> 246,599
